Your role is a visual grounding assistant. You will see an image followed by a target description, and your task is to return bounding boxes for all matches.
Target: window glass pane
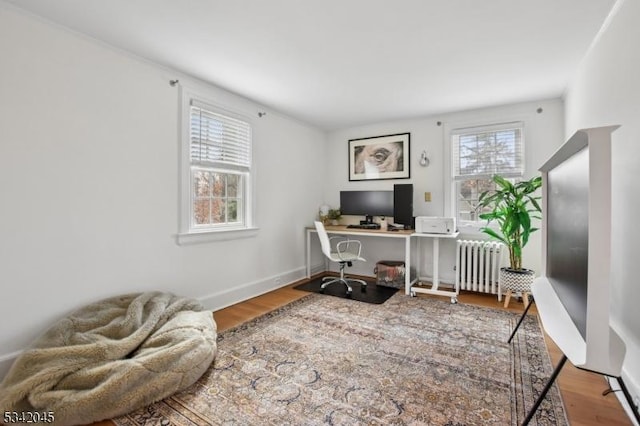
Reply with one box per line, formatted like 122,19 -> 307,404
456,177 -> 516,221
211,198 -> 226,223
457,178 -> 493,221
459,135 -> 478,175
193,199 -> 211,225
228,199 -> 239,222
227,174 -> 239,198
211,173 -> 226,197
193,171 -> 211,197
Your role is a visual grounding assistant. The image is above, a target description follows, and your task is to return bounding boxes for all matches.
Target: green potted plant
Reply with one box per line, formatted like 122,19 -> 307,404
476,175 -> 542,301
327,208 -> 341,225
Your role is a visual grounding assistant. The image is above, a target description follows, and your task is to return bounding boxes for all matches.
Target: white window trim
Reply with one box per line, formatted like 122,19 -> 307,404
443,114 -> 530,234
176,85 -> 258,245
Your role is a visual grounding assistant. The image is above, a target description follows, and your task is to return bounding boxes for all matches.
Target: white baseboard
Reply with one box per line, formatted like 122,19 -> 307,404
611,372 -> 640,426
621,368 -> 640,425
197,266 -> 308,313
613,324 -> 640,425
309,262 -> 326,277
623,368 -> 640,405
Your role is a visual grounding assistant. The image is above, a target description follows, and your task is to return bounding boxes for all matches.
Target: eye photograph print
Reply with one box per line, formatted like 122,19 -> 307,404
349,133 -> 410,181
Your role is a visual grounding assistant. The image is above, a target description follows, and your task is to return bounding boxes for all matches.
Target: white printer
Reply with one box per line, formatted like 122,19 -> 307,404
415,216 -> 456,234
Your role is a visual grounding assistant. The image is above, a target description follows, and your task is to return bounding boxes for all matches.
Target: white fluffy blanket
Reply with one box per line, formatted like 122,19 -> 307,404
0,292 -> 217,426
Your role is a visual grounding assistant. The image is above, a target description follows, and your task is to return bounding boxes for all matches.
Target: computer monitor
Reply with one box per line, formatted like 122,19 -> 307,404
340,191 -> 394,222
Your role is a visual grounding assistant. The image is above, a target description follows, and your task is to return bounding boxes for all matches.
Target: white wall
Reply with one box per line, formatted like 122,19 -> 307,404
564,0 -> 640,407
0,6 -> 325,378
323,99 -> 564,281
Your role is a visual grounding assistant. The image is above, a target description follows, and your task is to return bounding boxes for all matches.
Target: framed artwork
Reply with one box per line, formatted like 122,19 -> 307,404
348,132 -> 410,181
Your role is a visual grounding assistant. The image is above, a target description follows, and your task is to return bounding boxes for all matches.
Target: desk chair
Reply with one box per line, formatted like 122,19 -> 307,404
314,221 -> 367,295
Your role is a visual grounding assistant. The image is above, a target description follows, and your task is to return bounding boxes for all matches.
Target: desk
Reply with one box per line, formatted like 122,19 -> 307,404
305,225 -> 460,302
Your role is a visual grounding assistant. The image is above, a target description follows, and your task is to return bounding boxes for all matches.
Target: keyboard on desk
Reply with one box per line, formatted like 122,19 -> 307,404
346,224 -> 381,229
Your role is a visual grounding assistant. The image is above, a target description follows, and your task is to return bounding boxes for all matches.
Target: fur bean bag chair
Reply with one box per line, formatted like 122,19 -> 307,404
0,292 -> 217,426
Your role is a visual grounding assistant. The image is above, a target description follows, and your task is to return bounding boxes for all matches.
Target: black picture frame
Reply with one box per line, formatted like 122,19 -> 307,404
348,133 -> 410,181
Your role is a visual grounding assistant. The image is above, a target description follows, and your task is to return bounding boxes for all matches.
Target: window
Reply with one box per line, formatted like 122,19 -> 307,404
178,95 -> 255,243
451,122 -> 524,222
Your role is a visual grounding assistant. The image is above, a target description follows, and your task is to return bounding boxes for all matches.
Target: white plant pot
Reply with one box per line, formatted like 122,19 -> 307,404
500,267 -> 535,293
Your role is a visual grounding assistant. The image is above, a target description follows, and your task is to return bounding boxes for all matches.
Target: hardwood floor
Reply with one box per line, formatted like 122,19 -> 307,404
92,276 -> 632,426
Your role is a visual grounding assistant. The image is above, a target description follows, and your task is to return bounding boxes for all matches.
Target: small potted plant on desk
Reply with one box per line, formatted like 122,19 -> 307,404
327,208 -> 341,226
476,175 -> 542,307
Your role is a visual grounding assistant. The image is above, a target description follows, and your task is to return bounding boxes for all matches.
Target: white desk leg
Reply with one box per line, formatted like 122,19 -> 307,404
405,235 -> 411,295
432,237 -> 440,290
416,236 -> 422,282
306,229 -> 311,279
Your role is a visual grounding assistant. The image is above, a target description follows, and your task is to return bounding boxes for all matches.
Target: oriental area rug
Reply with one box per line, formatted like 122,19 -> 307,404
114,294 -> 567,426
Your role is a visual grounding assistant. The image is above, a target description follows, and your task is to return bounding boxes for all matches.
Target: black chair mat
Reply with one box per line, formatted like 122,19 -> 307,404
294,277 -> 398,304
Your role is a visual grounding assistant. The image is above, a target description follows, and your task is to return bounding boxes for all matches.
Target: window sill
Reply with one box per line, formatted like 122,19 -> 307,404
176,227 -> 259,245
457,222 -> 493,239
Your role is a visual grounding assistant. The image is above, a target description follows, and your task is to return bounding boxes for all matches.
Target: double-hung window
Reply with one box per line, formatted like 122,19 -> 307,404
179,96 -> 255,243
451,122 -> 524,223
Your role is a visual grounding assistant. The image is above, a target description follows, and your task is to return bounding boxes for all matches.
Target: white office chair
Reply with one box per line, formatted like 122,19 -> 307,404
314,221 -> 367,294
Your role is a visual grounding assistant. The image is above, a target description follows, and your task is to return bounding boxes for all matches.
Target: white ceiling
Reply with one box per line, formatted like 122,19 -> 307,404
5,0 -> 617,130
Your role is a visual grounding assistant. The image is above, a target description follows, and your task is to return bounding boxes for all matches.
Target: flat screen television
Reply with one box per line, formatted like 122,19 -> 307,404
340,190 -> 394,218
536,125 -> 625,378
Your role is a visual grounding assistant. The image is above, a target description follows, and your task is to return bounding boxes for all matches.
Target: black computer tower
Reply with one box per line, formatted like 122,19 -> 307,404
393,184 -> 414,229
